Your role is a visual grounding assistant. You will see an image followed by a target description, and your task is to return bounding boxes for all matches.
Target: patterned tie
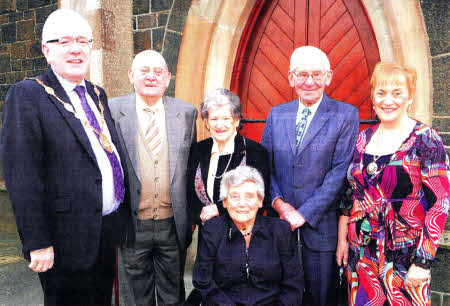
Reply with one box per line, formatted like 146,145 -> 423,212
73,85 -> 125,203
143,107 -> 162,158
296,107 -> 312,146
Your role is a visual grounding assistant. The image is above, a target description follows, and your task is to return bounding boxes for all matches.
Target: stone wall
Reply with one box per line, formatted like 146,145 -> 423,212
421,0 -> 449,156
133,0 -> 192,97
0,0 -> 56,106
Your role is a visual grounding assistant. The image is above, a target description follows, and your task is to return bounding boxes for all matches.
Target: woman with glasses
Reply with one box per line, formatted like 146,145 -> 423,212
193,166 -> 303,305
336,62 -> 449,305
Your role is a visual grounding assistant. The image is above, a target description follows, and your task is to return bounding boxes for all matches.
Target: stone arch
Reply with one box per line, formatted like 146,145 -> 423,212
176,0 -> 433,139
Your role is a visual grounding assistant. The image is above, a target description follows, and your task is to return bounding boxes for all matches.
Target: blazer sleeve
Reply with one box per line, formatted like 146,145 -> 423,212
187,141 -> 205,226
297,107 -> 359,228
193,222 -> 236,305
261,109 -> 284,202
1,82 -> 52,254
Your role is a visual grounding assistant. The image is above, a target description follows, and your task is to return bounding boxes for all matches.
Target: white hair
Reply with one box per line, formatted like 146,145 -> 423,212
290,46 -> 331,72
42,9 -> 93,45
131,50 -> 168,71
219,166 -> 265,201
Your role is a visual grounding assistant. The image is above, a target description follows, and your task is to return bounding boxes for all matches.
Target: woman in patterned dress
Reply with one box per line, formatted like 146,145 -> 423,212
336,62 -> 449,305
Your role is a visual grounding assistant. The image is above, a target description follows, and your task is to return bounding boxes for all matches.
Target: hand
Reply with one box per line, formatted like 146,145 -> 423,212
404,264 -> 430,287
29,246 -> 54,273
273,197 -> 295,220
284,210 -> 306,230
200,204 -> 219,224
336,239 -> 348,267
336,215 -> 349,267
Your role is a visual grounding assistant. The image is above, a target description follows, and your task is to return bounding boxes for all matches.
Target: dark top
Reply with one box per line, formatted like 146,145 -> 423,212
187,132 -> 274,225
193,214 -> 304,306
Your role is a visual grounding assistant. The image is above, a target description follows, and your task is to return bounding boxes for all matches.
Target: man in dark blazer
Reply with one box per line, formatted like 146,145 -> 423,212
1,9 -> 132,305
261,46 -> 359,306
108,50 -> 197,305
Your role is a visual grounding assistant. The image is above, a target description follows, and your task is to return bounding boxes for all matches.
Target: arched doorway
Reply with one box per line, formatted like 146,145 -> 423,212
230,0 -> 381,141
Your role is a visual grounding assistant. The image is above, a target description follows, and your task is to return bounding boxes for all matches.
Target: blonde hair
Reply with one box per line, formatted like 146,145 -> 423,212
370,62 -> 417,99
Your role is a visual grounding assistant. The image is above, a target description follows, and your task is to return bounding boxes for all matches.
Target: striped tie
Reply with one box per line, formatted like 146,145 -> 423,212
143,108 -> 162,158
296,107 -> 312,146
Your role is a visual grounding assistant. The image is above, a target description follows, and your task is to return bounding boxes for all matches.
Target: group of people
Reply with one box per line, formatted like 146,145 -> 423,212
1,8 -> 448,306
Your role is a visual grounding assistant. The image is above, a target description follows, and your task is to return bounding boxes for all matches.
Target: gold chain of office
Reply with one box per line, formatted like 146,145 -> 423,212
33,78 -> 113,153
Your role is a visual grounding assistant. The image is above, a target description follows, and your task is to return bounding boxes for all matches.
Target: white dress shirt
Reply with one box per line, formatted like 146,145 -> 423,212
135,95 -> 166,149
295,95 -> 323,136
207,131 -> 237,201
54,71 -> 122,215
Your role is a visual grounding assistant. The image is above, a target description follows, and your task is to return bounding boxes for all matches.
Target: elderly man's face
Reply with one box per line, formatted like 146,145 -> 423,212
42,25 -> 92,84
288,57 -> 332,107
128,52 -> 171,105
223,181 -> 262,227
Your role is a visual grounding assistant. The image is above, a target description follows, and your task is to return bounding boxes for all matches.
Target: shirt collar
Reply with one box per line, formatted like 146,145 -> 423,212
211,130 -> 237,155
226,213 -> 270,240
136,95 -> 164,114
53,69 -> 86,94
297,94 -> 323,119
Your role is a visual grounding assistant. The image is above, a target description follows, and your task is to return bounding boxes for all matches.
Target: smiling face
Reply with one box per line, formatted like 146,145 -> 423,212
288,47 -> 332,106
223,181 -> 262,228
41,11 -> 93,84
205,105 -> 240,147
128,51 -> 171,105
372,76 -> 412,125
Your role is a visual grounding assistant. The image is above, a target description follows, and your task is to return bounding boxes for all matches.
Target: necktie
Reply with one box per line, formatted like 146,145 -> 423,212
74,85 -> 125,203
296,108 -> 312,146
143,108 -> 162,158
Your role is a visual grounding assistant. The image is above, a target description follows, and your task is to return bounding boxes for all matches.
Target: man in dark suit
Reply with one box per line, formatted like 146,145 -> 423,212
261,46 -> 359,306
108,50 -> 197,305
0,9 -> 132,305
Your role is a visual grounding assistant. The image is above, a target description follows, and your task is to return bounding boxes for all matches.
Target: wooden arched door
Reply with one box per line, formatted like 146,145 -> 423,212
230,0 -> 380,141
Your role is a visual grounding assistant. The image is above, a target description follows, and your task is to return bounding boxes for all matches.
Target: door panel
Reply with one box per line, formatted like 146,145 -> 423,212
231,0 -> 380,141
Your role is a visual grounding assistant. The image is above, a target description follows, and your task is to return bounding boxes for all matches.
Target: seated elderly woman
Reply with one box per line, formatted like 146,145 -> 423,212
193,166 -> 304,305
188,88 -> 272,228
336,62 -> 449,305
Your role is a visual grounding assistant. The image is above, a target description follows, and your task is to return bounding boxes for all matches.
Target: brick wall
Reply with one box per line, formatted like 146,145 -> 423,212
132,0 -> 192,97
0,0 -> 57,107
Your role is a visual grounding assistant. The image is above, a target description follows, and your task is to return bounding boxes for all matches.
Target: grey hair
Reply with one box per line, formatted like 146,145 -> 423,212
42,9 -> 93,44
290,46 -> 330,72
200,88 -> 241,121
219,166 -> 265,202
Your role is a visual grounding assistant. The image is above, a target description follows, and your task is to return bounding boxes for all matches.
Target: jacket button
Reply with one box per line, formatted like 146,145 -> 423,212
137,189 -> 141,194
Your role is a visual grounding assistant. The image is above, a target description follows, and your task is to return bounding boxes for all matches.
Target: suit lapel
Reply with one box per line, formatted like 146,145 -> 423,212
297,94 -> 333,155
199,138 -> 213,189
287,99 -> 299,156
40,69 -> 98,164
117,94 -> 140,181
164,96 -> 183,184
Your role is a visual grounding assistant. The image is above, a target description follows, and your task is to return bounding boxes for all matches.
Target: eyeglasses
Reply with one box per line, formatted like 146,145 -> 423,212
291,71 -> 327,82
227,192 -> 258,206
46,36 -> 93,48
136,67 -> 168,78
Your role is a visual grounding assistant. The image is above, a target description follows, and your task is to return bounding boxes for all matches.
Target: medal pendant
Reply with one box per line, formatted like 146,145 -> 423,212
99,133 -> 113,153
366,162 -> 378,175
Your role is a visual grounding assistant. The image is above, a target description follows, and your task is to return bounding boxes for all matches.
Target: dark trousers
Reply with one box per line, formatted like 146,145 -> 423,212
122,217 -> 183,306
301,241 -> 336,306
38,212 -> 118,306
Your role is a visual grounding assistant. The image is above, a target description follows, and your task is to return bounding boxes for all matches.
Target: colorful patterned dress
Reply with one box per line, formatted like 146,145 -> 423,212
342,121 -> 450,306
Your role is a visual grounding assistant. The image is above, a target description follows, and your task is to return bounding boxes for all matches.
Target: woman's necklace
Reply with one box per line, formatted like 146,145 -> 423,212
367,155 -> 381,175
212,152 -> 233,179
366,125 -> 384,175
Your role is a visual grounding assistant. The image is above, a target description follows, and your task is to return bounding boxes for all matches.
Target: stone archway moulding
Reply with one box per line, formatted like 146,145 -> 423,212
177,0 -> 433,139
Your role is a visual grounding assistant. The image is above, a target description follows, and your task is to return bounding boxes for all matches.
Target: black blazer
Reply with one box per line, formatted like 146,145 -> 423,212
187,132 -> 273,225
1,68 -> 133,271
